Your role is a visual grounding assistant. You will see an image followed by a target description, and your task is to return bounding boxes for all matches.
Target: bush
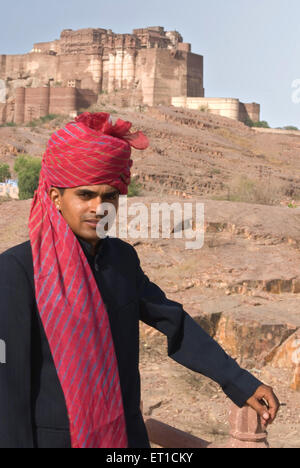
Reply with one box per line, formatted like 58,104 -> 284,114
14,155 -> 41,200
283,126 -> 299,131
220,174 -> 289,206
0,121 -> 16,128
0,164 -> 11,183
244,119 -> 270,128
244,118 -> 254,127
26,114 -> 61,128
128,178 -> 142,197
253,120 -> 270,128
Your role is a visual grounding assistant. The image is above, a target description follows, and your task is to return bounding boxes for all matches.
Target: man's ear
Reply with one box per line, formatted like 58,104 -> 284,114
49,187 -> 62,210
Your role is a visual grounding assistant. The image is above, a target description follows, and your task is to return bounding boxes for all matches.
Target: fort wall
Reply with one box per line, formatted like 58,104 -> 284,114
6,87 -> 97,124
172,97 -> 260,123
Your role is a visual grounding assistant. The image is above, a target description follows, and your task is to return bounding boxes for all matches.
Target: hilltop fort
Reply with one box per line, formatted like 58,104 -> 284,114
0,26 -> 260,124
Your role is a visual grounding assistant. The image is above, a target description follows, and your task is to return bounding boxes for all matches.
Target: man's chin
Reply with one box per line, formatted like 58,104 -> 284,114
75,229 -> 102,243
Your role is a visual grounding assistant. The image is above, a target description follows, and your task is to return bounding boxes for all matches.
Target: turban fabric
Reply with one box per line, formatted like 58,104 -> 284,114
28,113 -> 149,448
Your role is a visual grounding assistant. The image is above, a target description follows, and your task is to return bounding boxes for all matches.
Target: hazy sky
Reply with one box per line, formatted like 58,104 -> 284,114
0,0 -> 299,128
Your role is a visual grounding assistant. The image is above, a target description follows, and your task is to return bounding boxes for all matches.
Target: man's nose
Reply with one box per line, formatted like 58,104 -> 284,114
89,197 -> 104,213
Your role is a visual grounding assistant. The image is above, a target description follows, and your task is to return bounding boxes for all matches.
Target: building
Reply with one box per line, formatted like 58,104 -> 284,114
0,180 -> 19,199
172,97 -> 260,122
0,26 -> 259,125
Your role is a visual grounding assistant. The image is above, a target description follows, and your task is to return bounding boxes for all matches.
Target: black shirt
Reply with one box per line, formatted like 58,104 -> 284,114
0,237 -> 262,448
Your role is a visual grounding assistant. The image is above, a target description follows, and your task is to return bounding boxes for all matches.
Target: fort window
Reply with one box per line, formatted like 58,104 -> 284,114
68,80 -> 82,89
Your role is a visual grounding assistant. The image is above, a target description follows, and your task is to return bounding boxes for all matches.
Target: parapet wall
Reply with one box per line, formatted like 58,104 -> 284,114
172,97 -> 260,123
11,87 -> 98,124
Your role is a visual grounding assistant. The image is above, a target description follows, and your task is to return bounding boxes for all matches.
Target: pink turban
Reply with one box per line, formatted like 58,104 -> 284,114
42,111 -> 149,194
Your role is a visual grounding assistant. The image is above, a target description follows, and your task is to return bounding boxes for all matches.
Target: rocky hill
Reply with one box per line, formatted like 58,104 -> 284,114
1,105 -> 300,447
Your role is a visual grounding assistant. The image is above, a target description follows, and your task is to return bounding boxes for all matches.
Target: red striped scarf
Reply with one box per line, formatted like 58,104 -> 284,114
29,113 -> 148,448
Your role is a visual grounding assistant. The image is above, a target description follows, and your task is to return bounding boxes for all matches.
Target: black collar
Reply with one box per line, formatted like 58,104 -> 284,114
77,235 -> 109,260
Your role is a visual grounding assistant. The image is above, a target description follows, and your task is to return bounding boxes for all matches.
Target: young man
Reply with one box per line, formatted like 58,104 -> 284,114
0,112 -> 279,448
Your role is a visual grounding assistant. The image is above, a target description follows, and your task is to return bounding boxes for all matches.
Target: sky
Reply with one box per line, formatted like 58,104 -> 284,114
0,0 -> 299,128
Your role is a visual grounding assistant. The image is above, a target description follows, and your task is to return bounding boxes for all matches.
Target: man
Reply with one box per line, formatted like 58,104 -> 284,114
0,112 -> 279,448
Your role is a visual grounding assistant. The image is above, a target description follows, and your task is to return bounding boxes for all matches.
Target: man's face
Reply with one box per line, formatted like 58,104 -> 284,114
49,184 -> 120,247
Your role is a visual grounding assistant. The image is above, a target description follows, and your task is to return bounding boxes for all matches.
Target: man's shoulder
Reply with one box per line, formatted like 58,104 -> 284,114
0,241 -> 33,271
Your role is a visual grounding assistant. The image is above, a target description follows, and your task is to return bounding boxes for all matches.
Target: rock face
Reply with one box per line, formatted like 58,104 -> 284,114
1,195 -> 300,376
291,365 -> 300,391
0,26 -> 204,124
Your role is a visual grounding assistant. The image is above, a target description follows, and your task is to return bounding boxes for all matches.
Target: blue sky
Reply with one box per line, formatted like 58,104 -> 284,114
0,0 -> 299,128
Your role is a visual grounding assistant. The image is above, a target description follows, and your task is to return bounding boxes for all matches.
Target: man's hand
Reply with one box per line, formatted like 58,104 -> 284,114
246,385 -> 280,427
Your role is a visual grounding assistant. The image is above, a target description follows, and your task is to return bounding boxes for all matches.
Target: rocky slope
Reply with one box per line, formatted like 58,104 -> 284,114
1,105 -> 300,447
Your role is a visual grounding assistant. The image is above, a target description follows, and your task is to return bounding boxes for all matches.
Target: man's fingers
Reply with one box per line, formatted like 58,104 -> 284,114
260,389 -> 280,422
247,385 -> 281,426
247,397 -> 270,424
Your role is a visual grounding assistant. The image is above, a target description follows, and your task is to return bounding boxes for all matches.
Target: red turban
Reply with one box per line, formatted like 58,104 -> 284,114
42,111 -> 149,194
28,113 -> 148,448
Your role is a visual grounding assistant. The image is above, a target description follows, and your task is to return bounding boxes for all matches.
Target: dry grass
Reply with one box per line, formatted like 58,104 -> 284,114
212,127 -> 254,151
213,174 -> 291,206
0,195 -> 12,204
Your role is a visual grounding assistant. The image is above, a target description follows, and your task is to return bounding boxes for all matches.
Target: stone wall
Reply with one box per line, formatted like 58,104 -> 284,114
239,102 -> 260,123
7,86 -> 98,124
172,97 -> 260,123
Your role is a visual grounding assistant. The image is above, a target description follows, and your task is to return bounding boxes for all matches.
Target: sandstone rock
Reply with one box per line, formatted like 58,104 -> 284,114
191,298 -> 300,367
0,141 -> 19,156
265,331 -> 300,369
291,365 -> 300,391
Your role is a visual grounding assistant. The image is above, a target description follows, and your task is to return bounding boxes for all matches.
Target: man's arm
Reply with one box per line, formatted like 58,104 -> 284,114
0,253 -> 34,448
134,250 -> 262,408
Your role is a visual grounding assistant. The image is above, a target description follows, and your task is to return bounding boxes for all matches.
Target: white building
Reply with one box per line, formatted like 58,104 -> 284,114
0,179 -> 19,199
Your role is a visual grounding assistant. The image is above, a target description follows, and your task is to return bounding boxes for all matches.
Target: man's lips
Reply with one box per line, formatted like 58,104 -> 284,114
84,219 -> 99,227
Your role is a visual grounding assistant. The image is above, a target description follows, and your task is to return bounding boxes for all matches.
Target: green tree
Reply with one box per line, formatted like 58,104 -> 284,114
283,125 -> 299,131
244,118 -> 254,127
244,119 -> 270,129
0,164 -> 11,183
253,120 -> 270,128
14,155 -> 41,200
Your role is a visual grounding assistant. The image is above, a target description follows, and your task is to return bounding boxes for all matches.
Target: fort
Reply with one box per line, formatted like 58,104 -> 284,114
0,26 -> 260,124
